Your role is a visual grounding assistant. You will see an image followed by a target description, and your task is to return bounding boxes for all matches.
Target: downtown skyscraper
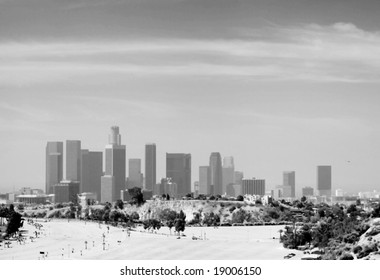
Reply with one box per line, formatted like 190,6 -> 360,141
166,153 -> 191,198
222,156 -> 235,195
283,171 -> 296,198
66,140 -> 81,182
199,166 -> 210,195
317,165 -> 332,197
128,158 -> 143,188
145,143 -> 156,191
45,141 -> 63,194
101,126 -> 126,202
209,152 -> 223,195
81,150 -> 103,201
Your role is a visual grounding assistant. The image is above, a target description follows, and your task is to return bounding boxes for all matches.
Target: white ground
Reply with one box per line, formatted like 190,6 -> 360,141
0,219 -> 301,260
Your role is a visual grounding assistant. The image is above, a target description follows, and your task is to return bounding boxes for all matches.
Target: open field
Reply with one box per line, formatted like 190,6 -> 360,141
0,219 -> 300,260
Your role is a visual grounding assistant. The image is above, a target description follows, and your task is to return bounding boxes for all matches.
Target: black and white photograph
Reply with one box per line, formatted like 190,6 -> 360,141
1,0 -> 380,275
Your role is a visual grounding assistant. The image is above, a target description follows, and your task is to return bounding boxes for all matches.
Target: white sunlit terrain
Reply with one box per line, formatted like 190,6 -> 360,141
0,219 -> 299,260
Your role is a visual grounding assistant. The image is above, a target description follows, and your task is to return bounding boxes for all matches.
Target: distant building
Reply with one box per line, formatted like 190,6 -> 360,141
145,143 -> 156,191
66,140 -> 81,182
101,126 -> 126,202
153,178 -> 178,198
101,175 -> 114,203
283,171 -> 295,198
335,189 -> 344,197
199,166 -> 210,195
242,178 -> 265,196
16,194 -> 49,205
222,156 -> 235,195
209,152 -> 223,195
77,192 -> 97,209
46,141 -> 63,194
166,153 -> 191,198
81,150 -> 103,201
128,158 -> 143,188
193,181 -> 199,197
234,171 -> 244,186
275,185 -> 292,198
53,180 -> 80,203
317,166 -> 332,197
302,186 -> 314,197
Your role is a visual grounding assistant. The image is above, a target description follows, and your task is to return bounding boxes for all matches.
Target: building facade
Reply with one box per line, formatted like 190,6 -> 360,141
222,156 -> 235,196
209,152 -> 223,196
166,153 -> 191,198
242,178 -> 266,196
128,158 -> 143,188
81,150 -> 103,201
199,166 -> 210,195
283,171 -> 295,198
145,143 -> 156,191
302,186 -> 314,197
101,126 -> 126,202
46,141 -> 63,194
66,140 -> 81,182
53,180 -> 80,203
317,165 -> 332,197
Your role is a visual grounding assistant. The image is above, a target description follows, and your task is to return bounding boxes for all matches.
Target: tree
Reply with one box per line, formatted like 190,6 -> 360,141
236,195 -> 244,202
115,199 -> 124,210
175,210 -> 186,235
128,187 -> 145,206
202,212 -> 220,227
159,209 -> 177,234
6,209 -> 23,237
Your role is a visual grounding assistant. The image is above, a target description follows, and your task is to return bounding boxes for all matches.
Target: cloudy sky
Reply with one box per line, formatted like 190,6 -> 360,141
1,0 -> 380,195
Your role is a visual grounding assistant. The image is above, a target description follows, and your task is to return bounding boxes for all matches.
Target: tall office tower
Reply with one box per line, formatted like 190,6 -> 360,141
166,153 -> 191,198
234,171 -> 244,186
209,152 -> 223,195
199,166 -> 210,195
222,156 -> 235,195
283,171 -> 296,198
317,165 -> 332,197
46,141 -> 63,194
128,159 -> 143,188
66,140 -> 81,182
101,126 -> 126,202
242,178 -> 266,196
145,143 -> 156,191
81,150 -> 103,200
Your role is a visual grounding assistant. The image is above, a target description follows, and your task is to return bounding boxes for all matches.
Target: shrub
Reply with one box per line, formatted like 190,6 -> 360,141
339,253 -> 354,260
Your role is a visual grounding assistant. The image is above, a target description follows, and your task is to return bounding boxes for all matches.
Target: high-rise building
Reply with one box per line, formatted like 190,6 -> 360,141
128,158 -> 143,188
101,126 -> 126,202
209,152 -> 223,195
53,180 -> 80,203
199,166 -> 210,195
234,171 -> 244,186
222,156 -> 235,195
145,143 -> 156,191
166,153 -> 191,198
46,141 -> 63,194
66,140 -> 81,182
317,165 -> 332,197
242,178 -> 266,196
81,150 -> 103,200
283,171 -> 295,198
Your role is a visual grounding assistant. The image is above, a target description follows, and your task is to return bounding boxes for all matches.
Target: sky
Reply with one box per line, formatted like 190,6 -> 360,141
1,0 -> 380,195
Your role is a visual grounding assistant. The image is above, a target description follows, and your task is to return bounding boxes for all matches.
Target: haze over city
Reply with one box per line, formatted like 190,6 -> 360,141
1,0 -> 380,195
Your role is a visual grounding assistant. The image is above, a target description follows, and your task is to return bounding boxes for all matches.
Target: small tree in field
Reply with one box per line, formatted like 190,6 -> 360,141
175,210 -> 186,235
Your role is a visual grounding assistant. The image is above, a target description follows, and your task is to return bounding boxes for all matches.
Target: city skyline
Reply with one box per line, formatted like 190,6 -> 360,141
1,0 -> 380,194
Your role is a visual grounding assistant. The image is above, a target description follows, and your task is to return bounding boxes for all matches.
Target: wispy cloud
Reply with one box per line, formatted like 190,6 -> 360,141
1,22 -> 380,86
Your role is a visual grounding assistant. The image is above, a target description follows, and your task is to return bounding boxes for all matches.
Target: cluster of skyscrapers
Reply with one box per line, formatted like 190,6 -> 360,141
45,126 -> 333,203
